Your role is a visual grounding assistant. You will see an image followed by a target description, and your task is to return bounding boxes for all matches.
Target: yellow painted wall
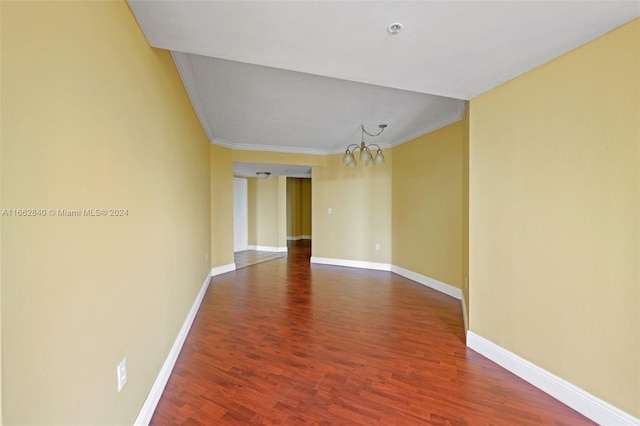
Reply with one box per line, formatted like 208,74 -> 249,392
392,120 -> 466,289
469,18 -> 639,417
248,177 -> 287,248
1,2 -> 211,424
210,144 -> 234,267
286,178 -> 312,238
312,153 -> 392,263
0,3 -> 3,422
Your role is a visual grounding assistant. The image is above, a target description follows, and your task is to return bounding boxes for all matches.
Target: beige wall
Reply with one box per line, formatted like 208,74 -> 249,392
277,176 -> 287,248
469,18 -> 639,417
392,120 -> 467,289
0,3 -> 3,422
1,2 -> 211,424
286,178 -> 312,238
248,176 -> 287,248
210,144 -> 234,267
312,153 -> 392,263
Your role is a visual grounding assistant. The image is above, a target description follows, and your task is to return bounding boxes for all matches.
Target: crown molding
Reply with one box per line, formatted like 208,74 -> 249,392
211,138 -> 330,156
171,51 -> 215,142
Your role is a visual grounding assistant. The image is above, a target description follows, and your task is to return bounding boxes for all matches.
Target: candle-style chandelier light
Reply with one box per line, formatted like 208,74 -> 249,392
342,124 -> 387,167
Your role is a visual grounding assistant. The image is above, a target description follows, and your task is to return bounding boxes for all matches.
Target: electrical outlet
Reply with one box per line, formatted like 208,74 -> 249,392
117,358 -> 127,392
327,207 -> 332,215
375,243 -> 380,251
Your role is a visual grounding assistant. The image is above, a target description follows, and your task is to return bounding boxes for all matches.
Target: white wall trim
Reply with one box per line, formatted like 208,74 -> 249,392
134,271 -> 212,426
248,245 -> 288,253
466,331 -> 640,426
308,259 -> 463,301
310,257 -> 391,271
286,235 -> 312,241
461,295 -> 468,335
391,265 -> 462,300
211,263 -> 236,276
210,105 -> 464,156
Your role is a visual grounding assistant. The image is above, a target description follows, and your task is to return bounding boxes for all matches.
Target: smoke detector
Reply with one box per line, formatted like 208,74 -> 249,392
388,23 -> 403,34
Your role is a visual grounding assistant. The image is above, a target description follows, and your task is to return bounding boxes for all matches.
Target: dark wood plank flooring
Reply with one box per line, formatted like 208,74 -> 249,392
150,240 -> 594,425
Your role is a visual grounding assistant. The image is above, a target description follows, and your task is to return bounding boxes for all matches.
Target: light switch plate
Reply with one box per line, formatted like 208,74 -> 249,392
117,358 -> 127,392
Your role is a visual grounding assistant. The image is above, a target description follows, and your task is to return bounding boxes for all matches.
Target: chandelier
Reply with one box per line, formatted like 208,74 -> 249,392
342,124 -> 387,167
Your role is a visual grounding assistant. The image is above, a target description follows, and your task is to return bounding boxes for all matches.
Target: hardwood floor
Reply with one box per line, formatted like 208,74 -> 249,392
150,240 -> 594,425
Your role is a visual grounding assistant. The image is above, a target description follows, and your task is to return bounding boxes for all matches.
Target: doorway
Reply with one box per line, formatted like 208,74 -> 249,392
286,177 -> 312,243
233,177 -> 248,252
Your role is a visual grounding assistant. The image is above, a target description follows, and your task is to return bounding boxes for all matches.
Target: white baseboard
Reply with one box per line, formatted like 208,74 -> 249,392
467,331 -> 640,426
134,271 -> 212,426
211,263 -> 236,276
308,259 -> 463,302
391,265 -> 462,300
287,235 -> 312,241
461,295 -> 468,335
248,245 -> 288,253
310,256 -> 391,271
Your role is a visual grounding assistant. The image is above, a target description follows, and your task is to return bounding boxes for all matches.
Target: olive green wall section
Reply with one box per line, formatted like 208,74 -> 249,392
392,120 -> 466,290
286,178 -> 300,237
469,18 -> 639,416
300,178 -> 312,237
277,176 -> 287,248
312,153 -> 392,264
286,178 -> 312,239
1,2 -> 211,424
210,144 -> 234,268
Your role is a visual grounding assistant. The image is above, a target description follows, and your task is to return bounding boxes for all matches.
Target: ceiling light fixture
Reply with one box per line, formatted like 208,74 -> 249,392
388,23 -> 403,34
342,124 -> 387,168
256,171 -> 271,179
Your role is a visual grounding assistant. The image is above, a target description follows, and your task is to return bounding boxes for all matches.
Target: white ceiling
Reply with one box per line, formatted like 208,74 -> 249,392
128,1 -> 639,155
172,52 -> 465,154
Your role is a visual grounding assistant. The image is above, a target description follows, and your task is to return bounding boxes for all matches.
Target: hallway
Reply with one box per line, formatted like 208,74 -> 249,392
150,240 -> 592,425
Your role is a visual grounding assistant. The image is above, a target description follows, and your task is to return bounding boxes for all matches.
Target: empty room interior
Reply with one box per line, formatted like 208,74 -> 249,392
1,1 -> 639,425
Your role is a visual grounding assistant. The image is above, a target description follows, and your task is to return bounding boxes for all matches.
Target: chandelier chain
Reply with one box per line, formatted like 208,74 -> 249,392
361,124 -> 386,138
